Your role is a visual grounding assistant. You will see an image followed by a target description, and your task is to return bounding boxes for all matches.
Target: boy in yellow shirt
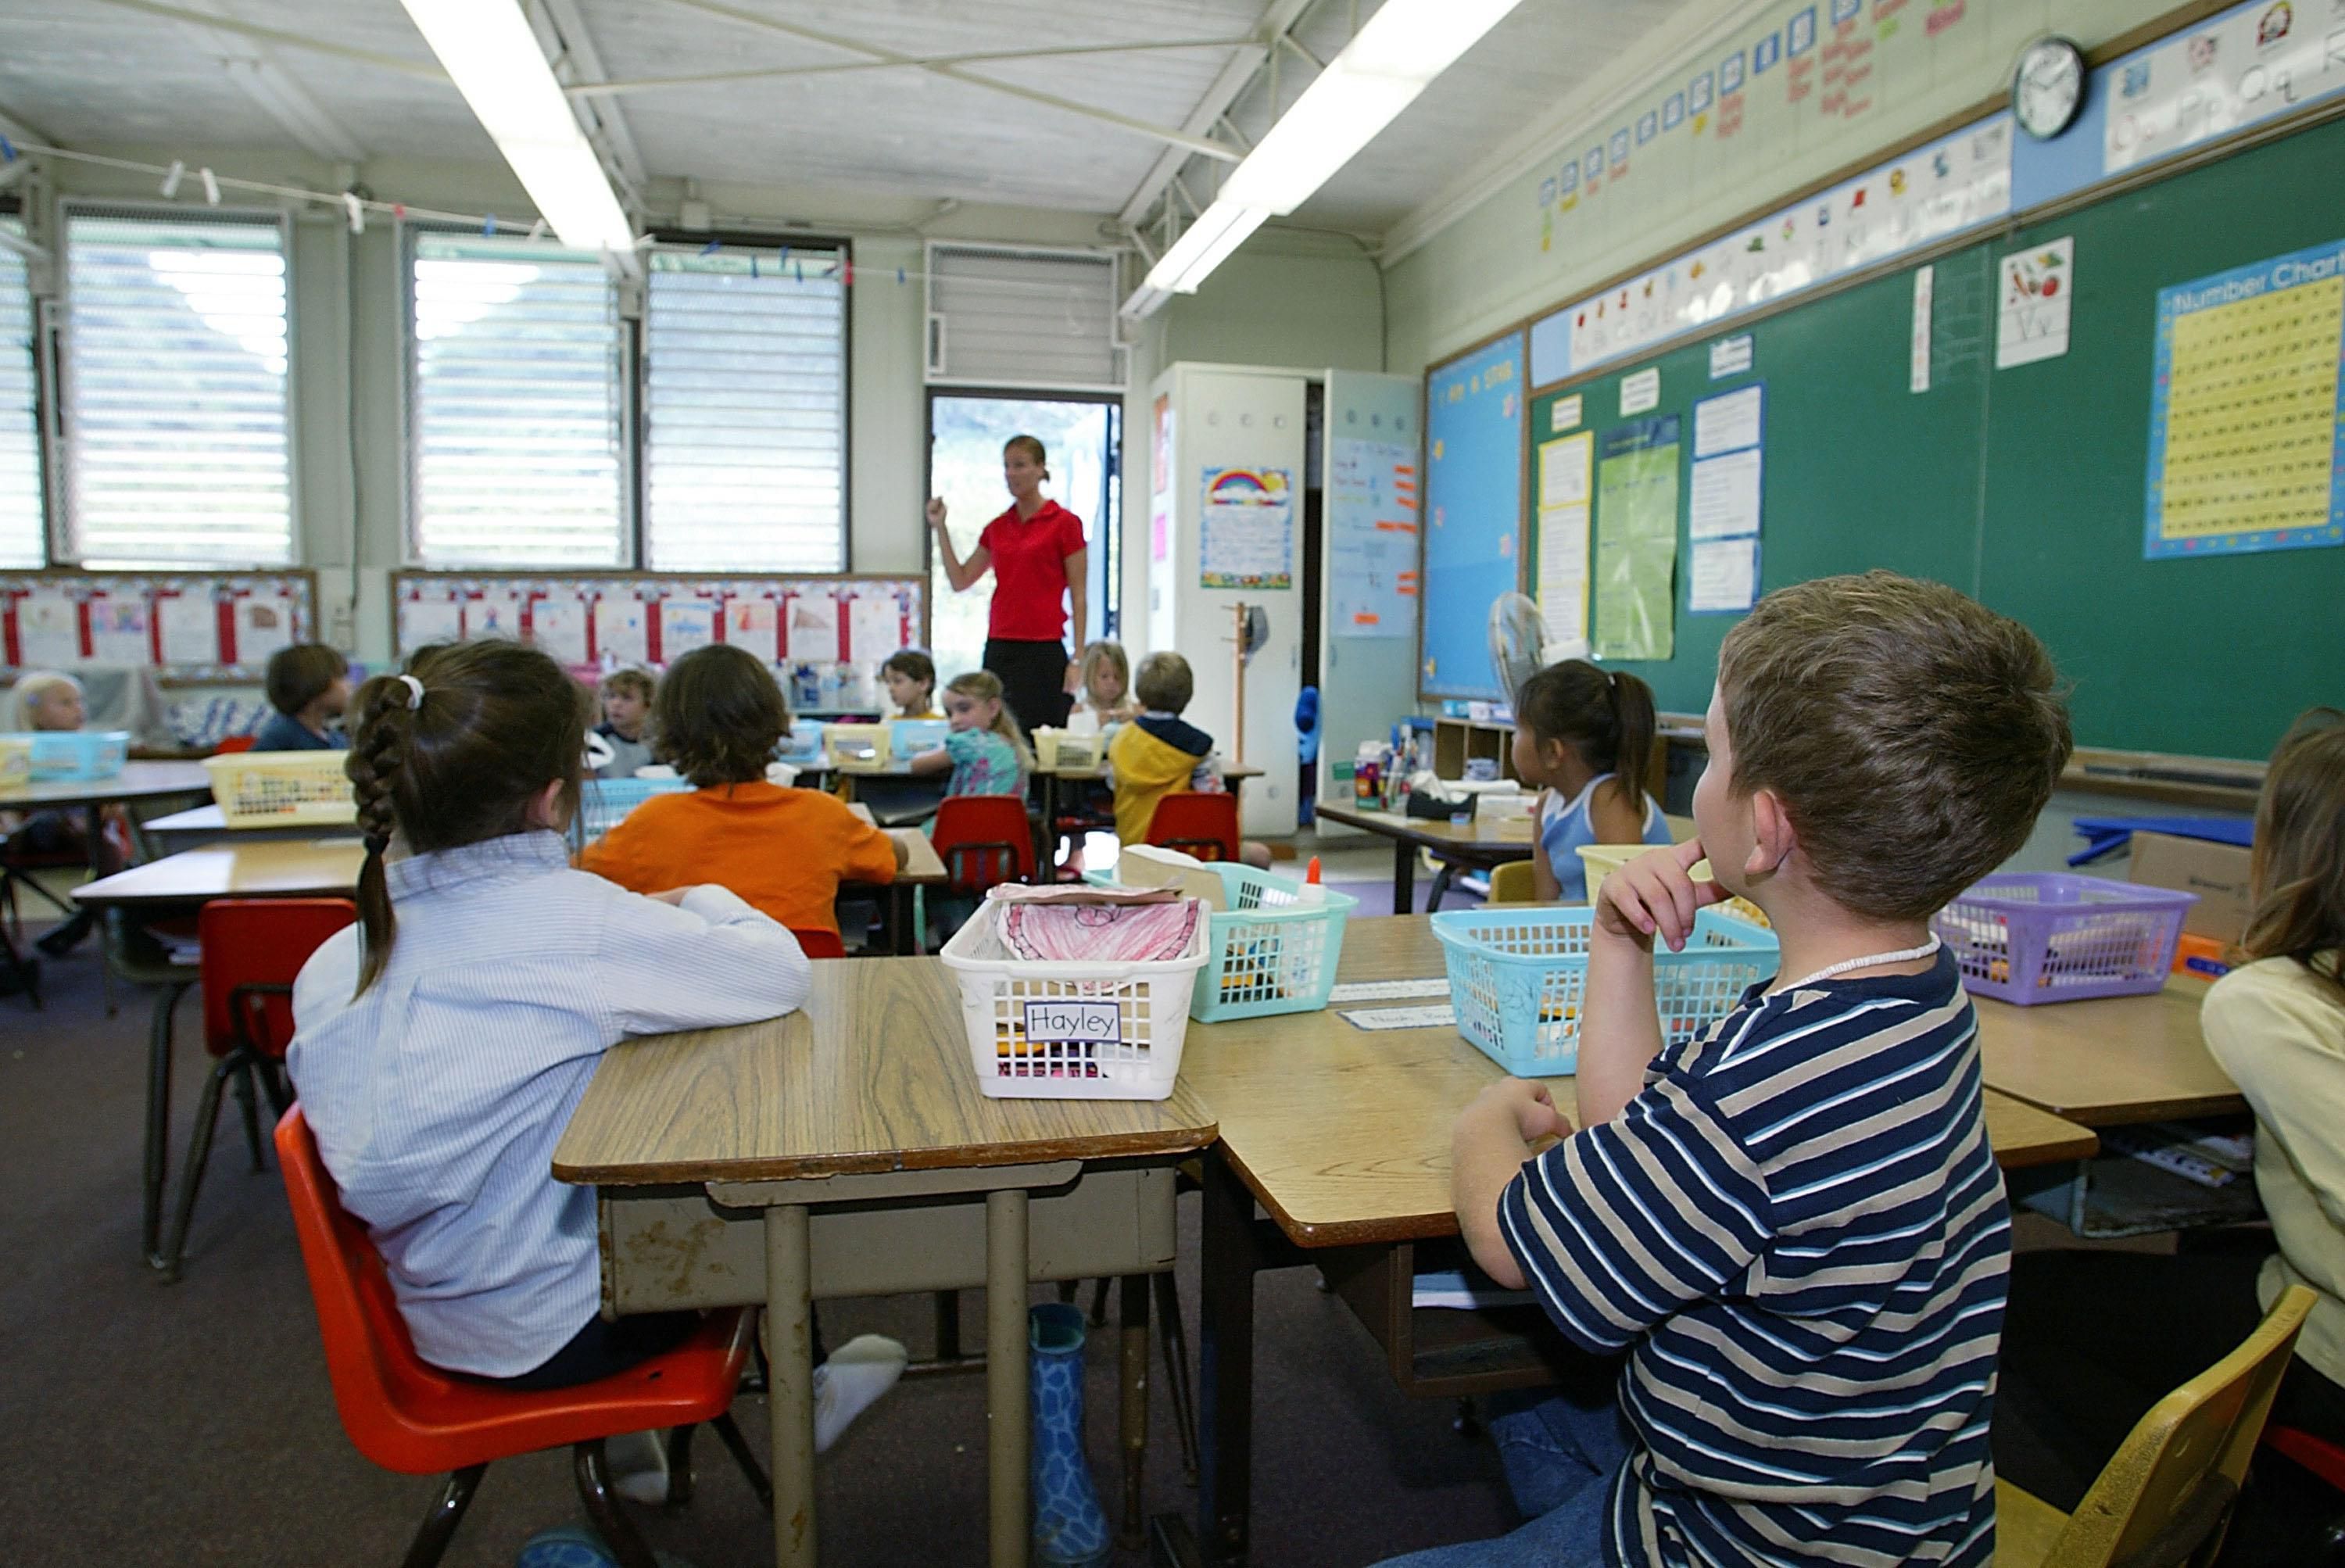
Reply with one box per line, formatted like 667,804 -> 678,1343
1106,652 -> 1270,868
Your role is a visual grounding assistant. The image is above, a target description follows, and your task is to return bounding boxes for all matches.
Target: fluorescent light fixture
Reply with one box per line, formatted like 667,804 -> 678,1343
398,0 -> 635,253
1144,201 -> 1270,296
1219,0 -> 1524,216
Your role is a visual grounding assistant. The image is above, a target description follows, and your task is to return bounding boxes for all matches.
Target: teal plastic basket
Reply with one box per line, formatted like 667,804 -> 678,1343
4,729 -> 131,780
1088,863 -> 1357,1022
1430,906 -> 1779,1076
577,775 -> 693,841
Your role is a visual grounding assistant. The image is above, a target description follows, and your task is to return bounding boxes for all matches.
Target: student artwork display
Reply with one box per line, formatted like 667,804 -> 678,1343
2144,238 -> 2345,559
388,573 -> 928,669
1592,417 -> 1681,661
1327,437 -> 1419,639
1198,467 -> 1295,590
0,572 -> 315,678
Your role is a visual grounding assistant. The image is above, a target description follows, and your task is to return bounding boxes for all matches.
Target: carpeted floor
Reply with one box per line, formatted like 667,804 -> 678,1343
0,914 -> 1518,1568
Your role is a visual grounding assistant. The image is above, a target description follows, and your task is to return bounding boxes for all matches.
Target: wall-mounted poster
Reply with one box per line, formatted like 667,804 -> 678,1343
1198,467 -> 1295,590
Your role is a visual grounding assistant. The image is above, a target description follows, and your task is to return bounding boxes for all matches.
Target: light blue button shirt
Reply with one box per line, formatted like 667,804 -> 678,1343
288,831 -> 809,1378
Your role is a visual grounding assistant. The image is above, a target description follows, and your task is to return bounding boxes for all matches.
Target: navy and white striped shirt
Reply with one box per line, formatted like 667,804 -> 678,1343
288,832 -> 810,1377
1501,948 -> 2007,1567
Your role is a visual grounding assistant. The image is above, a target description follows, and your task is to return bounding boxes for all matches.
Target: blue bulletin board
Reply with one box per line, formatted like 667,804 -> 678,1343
1420,331 -> 1525,699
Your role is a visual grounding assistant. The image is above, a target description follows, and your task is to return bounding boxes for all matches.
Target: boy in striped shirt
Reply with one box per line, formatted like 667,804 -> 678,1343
1389,572 -> 2072,1568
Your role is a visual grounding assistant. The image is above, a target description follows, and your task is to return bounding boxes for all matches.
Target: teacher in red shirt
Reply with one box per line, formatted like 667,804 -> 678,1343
928,433 -> 1088,738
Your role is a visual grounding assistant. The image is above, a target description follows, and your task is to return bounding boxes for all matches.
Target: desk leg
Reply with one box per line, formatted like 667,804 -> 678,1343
1036,773 -> 1058,880
1196,1148 -> 1258,1566
141,979 -> 192,1265
1391,836 -> 1416,917
765,1204 -> 817,1568
987,1188 -> 1031,1568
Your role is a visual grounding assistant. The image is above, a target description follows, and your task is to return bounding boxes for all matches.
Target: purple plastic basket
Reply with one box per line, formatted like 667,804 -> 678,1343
1931,873 -> 2197,1005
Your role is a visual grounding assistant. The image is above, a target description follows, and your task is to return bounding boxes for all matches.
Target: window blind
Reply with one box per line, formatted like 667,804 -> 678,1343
0,217 -> 39,568
643,247 -> 845,572
409,231 -> 624,567
925,245 -> 1124,390
63,211 -> 292,567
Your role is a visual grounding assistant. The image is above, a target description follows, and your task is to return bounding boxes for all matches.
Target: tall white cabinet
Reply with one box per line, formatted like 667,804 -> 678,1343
1143,362 -> 1420,839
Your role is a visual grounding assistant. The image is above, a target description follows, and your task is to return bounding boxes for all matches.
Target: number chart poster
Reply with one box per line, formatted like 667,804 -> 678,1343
1198,467 -> 1295,590
2145,238 -> 2345,560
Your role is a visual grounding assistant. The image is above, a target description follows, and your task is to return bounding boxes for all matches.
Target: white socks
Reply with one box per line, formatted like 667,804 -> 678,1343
814,1334 -> 909,1452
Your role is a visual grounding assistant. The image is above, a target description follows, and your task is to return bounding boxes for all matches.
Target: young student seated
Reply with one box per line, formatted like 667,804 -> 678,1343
251,643 -> 352,752
882,648 -> 941,719
1105,652 -> 1272,870
1996,707 -> 2345,1519
3,671 -> 124,958
593,666 -> 655,780
1391,572 -> 2071,1568
288,640 -> 813,1394
1070,639 -> 1139,732
1513,660 -> 1671,902
578,644 -> 904,943
906,669 -> 1030,799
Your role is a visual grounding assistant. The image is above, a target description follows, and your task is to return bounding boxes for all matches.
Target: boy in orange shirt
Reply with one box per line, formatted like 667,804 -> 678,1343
579,645 -> 904,940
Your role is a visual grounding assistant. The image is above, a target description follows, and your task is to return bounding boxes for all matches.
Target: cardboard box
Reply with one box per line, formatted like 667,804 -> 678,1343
2128,830 -> 2254,942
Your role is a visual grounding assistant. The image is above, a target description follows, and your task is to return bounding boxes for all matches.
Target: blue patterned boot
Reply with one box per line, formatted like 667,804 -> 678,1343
1029,1301 -> 1112,1568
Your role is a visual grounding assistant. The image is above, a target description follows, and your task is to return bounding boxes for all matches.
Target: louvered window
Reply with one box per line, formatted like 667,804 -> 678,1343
63,209 -> 292,567
408,230 -> 624,567
0,215 -> 39,567
925,245 -> 1124,390
643,245 -> 844,572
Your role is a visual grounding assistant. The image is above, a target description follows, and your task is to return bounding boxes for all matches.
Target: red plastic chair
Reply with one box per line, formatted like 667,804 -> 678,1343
1147,793 -> 1241,863
2266,1425 -> 2345,1491
932,794 -> 1037,896
789,926 -> 847,960
212,734 -> 259,754
276,1108 -> 769,1568
157,897 -> 356,1281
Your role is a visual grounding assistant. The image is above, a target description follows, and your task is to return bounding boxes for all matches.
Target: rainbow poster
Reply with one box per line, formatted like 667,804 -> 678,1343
1198,467 -> 1294,589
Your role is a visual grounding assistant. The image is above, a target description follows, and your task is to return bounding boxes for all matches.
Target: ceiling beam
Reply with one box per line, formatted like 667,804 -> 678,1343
659,0 -> 1241,163
84,0 -> 449,83
1117,0 -> 1313,227
166,0 -> 366,163
570,34 -> 1261,98
530,0 -> 646,209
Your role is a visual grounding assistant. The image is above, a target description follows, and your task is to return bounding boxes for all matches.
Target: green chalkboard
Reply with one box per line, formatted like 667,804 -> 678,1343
1527,113 -> 2345,762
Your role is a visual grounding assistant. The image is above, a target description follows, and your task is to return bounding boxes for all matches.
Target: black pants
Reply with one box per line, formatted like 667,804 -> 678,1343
1996,1242 -> 2345,1512
489,1310 -> 700,1392
983,636 -> 1071,740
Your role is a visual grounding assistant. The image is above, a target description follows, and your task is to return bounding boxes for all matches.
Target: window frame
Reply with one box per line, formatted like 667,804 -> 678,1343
0,196 -> 48,568
55,200 -> 300,570
398,220 -> 856,572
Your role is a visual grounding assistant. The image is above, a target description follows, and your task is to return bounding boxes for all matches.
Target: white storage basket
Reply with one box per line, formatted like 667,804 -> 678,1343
937,900 -> 1209,1101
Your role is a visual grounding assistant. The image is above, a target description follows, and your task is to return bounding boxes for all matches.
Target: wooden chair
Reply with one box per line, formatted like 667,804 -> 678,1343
1487,861 -> 1538,904
1996,1284 -> 2315,1568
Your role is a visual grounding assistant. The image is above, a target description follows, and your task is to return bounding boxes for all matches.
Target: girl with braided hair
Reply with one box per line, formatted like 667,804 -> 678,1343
286,640 -> 810,1390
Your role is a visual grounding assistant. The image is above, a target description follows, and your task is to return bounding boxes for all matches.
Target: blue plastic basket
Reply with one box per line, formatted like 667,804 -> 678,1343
577,775 -> 693,840
2,729 -> 131,780
1087,863 -> 1357,1022
780,719 -> 828,764
890,718 -> 951,756
1430,906 -> 1780,1076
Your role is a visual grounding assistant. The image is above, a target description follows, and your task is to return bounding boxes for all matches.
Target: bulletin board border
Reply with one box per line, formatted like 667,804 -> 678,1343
0,569 -> 320,684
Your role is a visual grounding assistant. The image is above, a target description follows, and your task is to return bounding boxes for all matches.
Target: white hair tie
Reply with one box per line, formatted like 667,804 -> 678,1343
397,674 -> 426,711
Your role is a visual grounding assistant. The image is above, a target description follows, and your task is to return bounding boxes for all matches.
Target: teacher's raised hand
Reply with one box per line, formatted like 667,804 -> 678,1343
925,496 -> 947,530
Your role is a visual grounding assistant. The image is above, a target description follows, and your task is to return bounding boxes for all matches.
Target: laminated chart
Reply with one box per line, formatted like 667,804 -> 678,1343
2145,239 -> 2345,559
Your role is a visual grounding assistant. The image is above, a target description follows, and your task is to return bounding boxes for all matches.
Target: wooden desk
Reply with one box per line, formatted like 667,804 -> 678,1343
1976,976 -> 2240,1126
144,802 -> 361,851
1312,801 -> 1533,914
555,955 -> 1218,1568
0,758 -> 213,811
1158,915 -> 2102,1568
71,839 -> 367,908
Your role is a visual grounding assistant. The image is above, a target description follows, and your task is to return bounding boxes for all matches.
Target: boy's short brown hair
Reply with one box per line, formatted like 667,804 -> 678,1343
600,666 -> 654,703
1716,571 -> 2071,921
265,643 -> 349,717
651,645 -> 789,787
1134,651 -> 1193,714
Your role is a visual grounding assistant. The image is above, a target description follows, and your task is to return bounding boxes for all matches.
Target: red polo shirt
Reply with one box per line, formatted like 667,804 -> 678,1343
979,499 -> 1086,642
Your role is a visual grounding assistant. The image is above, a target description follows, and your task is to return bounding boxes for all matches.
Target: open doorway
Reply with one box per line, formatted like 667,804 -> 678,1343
924,391 -> 1121,681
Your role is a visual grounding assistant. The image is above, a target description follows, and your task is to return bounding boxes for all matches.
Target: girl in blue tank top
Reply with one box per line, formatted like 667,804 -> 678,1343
1511,660 -> 1674,902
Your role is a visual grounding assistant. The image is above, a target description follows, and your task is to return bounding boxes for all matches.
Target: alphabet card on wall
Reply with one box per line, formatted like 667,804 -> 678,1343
1997,237 -> 2075,367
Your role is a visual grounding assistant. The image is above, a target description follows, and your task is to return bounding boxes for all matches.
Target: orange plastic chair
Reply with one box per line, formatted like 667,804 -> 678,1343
789,926 -> 847,960
212,734 -> 259,754
932,794 -> 1037,896
156,897 -> 356,1281
1147,793 -> 1240,863
276,1108 -> 769,1568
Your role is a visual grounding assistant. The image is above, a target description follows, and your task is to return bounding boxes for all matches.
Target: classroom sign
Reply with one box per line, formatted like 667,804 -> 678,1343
2144,238 -> 2345,560
1198,467 -> 1295,590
